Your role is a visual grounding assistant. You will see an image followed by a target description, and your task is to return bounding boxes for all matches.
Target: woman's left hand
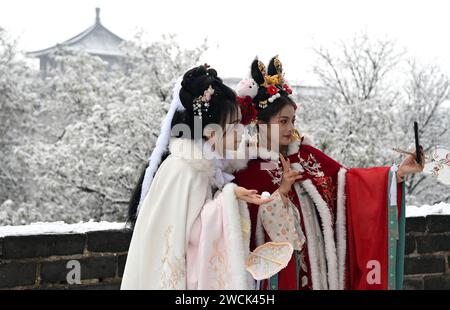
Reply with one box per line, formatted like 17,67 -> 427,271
234,186 -> 274,205
397,147 -> 426,181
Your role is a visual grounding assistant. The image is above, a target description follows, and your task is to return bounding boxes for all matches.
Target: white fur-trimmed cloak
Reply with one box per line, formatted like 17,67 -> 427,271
121,138 -> 253,290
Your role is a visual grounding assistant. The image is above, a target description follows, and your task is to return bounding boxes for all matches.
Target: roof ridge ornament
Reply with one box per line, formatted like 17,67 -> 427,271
95,7 -> 100,25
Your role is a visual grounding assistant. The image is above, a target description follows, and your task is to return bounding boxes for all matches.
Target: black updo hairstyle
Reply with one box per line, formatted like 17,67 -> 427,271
250,56 -> 297,123
172,65 -> 240,137
127,65 -> 239,227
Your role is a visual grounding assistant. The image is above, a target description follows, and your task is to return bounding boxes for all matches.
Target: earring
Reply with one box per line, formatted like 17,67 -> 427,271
291,128 -> 301,142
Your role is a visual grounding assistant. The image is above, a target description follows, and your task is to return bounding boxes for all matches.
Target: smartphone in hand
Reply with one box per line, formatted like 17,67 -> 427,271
414,121 -> 422,164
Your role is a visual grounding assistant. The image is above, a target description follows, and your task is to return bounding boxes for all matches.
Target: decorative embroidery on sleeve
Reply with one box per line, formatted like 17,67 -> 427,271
208,239 -> 230,289
258,191 -> 305,251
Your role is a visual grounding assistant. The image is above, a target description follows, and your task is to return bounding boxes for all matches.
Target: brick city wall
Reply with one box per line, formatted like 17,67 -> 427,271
1,215 -> 449,290
0,229 -> 131,289
403,215 -> 450,290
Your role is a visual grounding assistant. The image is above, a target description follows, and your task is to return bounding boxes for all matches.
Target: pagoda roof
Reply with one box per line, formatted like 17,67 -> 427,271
27,8 -> 125,58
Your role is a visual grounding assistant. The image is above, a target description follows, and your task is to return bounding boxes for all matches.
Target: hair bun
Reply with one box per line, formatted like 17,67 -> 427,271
179,65 -> 223,110
191,65 -> 208,77
206,68 -> 218,78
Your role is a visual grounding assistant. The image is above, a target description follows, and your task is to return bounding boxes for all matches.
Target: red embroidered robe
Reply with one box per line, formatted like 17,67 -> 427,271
233,138 -> 406,290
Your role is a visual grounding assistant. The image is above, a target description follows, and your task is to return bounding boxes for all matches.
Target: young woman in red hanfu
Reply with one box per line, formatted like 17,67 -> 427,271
233,56 -> 425,290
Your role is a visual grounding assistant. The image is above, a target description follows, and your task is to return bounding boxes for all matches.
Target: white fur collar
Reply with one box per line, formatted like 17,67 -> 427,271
168,133 -> 315,176
257,133 -> 315,161
288,133 -> 315,155
301,134 -> 315,148
168,138 -> 236,188
221,134 -> 250,173
169,138 -> 216,179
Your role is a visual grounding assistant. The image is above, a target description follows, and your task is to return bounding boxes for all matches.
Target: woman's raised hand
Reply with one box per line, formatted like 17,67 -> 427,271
397,147 -> 426,182
279,154 -> 302,196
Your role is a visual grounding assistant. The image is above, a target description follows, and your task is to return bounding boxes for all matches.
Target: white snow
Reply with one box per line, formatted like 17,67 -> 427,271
406,202 -> 450,218
0,220 -> 127,237
0,205 -> 449,237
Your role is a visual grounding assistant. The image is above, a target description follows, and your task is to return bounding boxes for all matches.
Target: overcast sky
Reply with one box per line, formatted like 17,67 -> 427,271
1,0 -> 450,84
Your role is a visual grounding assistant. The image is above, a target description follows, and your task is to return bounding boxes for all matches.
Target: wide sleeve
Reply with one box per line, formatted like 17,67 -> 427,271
186,183 -> 254,290
257,190 -> 306,251
345,165 -> 406,290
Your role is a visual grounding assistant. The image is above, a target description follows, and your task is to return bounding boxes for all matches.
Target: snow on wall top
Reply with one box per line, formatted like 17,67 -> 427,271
0,220 -> 127,237
406,203 -> 450,218
1,204 -> 449,237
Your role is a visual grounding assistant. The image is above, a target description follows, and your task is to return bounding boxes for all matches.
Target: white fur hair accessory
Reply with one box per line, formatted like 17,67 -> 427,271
137,76 -> 185,216
236,78 -> 258,99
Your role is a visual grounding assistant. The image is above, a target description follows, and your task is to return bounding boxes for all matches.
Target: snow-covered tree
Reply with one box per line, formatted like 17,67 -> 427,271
397,61 -> 450,205
298,33 -> 450,205
1,31 -> 207,225
0,27 -> 41,214
301,33 -> 402,168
